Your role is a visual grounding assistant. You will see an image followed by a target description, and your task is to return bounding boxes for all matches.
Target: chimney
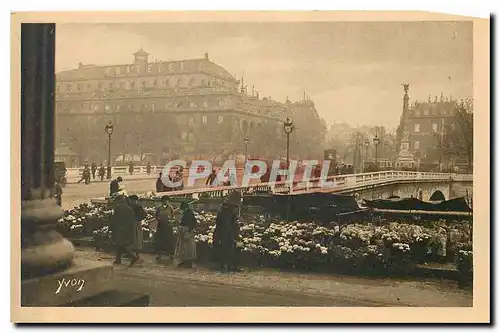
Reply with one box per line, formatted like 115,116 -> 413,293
204,52 -> 209,60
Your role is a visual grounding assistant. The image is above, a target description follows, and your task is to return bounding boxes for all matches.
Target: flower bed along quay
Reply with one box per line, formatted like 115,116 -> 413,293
59,203 -> 473,279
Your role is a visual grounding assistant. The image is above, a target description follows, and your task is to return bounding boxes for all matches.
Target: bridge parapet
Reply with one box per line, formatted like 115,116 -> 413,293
90,170 -> 472,205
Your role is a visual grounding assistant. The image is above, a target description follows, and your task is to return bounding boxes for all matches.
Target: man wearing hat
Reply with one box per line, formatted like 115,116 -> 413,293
213,191 -> 243,272
110,176 -> 123,196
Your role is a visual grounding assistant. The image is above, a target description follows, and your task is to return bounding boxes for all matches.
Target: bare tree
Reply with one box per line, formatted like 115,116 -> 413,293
433,99 -> 473,172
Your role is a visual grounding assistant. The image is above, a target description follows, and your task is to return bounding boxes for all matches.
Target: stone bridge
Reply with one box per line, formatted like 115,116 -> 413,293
91,171 -> 473,205
323,171 -> 473,202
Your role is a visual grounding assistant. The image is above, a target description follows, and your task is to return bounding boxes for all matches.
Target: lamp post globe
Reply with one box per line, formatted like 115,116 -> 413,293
104,121 -> 114,179
283,117 -> 294,134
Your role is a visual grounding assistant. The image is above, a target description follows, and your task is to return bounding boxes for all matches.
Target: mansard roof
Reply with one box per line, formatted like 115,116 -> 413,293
56,57 -> 236,82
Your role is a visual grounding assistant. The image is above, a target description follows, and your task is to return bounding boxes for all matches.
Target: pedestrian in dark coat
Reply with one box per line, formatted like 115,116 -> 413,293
154,196 -> 176,261
146,162 -> 152,175
109,176 -> 123,196
91,162 -> 97,179
129,161 -> 134,175
54,181 -> 62,206
98,164 -> 106,181
156,173 -> 165,193
109,194 -> 138,266
213,192 -> 242,272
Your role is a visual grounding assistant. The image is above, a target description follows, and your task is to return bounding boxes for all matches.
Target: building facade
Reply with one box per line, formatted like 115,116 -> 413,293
395,84 -> 461,171
55,49 -> 326,165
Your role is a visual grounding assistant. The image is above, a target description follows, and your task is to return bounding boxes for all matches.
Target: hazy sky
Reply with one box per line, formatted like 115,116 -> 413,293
56,21 -> 473,129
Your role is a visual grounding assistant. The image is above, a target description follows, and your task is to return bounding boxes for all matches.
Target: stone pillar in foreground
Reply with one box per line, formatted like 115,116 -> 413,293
21,23 -> 75,280
20,24 -> 149,307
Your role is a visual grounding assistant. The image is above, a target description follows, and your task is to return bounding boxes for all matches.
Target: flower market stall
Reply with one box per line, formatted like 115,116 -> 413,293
58,199 -> 473,282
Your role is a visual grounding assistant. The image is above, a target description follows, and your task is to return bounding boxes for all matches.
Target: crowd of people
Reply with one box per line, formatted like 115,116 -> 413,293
77,162 -> 106,184
107,182 -> 243,272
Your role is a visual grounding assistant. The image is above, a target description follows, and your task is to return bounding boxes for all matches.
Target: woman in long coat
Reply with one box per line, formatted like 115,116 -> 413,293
213,192 -> 242,271
154,196 -> 176,261
109,194 -> 138,266
127,195 -> 147,259
174,201 -> 197,268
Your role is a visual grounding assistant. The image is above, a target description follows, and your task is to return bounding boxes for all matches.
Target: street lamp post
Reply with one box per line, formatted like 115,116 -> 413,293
363,139 -> 370,173
283,117 -> 295,221
373,134 -> 380,171
244,137 -> 249,164
104,121 -> 114,179
283,117 -> 295,170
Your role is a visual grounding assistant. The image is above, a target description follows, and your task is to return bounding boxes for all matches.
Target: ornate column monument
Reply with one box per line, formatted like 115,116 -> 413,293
20,23 -> 148,307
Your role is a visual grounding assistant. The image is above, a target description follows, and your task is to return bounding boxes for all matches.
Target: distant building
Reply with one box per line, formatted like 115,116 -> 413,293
54,146 -> 78,168
55,49 -> 326,164
395,84 -> 460,171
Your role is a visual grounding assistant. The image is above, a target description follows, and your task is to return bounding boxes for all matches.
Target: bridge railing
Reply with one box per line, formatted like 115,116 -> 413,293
90,170 -> 470,205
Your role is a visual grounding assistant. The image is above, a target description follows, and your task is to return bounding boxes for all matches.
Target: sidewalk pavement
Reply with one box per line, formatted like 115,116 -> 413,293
67,173 -> 158,184
75,248 -> 472,307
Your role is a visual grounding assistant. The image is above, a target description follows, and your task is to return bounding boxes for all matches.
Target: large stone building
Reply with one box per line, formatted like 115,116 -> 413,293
55,49 -> 326,165
395,84 -> 462,171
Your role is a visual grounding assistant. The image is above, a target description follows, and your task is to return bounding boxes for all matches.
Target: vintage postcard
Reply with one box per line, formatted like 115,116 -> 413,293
11,11 -> 490,323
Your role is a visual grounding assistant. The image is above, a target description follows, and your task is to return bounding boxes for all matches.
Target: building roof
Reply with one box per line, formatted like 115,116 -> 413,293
55,146 -> 78,156
56,53 -> 236,82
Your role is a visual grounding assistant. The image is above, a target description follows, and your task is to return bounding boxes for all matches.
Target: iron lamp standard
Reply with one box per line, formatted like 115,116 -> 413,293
244,137 -> 249,164
104,121 -> 114,179
283,117 -> 295,221
283,117 -> 295,170
373,134 -> 380,171
363,139 -> 370,172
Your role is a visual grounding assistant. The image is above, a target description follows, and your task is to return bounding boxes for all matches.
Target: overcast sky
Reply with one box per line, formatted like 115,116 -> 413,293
56,21 -> 472,129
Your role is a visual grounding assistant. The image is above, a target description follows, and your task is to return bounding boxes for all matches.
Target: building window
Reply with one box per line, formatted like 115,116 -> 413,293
87,84 -> 91,89
203,101 -> 208,107
148,64 -> 152,73
164,78 -> 169,86
116,67 -> 120,75
66,84 -> 72,92
414,123 -> 420,133
142,81 -> 146,87
169,64 -> 173,71
217,115 -> 224,124
423,109 -> 429,116
130,81 -> 135,88
202,115 -> 208,124
153,79 -> 157,86
77,83 -> 82,91
109,82 -> 113,89
414,109 -> 420,116
105,104 -> 110,111
432,123 -> 438,132
98,83 -> 102,89
181,131 -> 187,140
189,117 -> 195,126
414,141 -> 420,150
189,101 -> 195,108
120,82 -> 125,89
